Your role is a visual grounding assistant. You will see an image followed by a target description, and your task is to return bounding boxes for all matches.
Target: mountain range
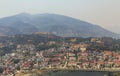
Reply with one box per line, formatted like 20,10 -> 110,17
0,13 -> 119,38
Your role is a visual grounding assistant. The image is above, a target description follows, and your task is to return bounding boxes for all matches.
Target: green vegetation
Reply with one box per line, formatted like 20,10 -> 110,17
105,72 -> 120,76
36,44 -> 59,51
0,67 -> 3,73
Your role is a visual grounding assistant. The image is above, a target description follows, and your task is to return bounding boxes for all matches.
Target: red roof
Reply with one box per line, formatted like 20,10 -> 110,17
23,62 -> 32,67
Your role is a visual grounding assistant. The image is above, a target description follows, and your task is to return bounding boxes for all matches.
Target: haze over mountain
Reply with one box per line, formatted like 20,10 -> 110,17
0,13 -> 119,38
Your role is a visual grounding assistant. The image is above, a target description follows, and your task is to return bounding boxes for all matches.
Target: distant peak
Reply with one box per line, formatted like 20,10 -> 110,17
35,13 -> 60,16
19,12 -> 29,15
15,12 -> 31,16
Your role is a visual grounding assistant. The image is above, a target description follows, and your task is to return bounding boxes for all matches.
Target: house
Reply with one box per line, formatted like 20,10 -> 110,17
97,61 -> 104,69
39,62 -> 48,67
70,38 -> 77,42
90,38 -> 99,42
72,43 -> 89,52
114,60 -> 120,67
48,41 -> 56,45
21,62 -> 33,70
68,62 -> 77,66
69,53 -> 75,57
5,68 -> 14,76
0,43 -> 4,48
44,58 -> 51,62
69,57 -> 76,61
16,45 -> 21,49
51,61 -> 61,68
103,51 -> 113,56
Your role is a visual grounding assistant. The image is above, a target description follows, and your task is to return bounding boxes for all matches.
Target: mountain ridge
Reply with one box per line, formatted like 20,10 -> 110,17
0,13 -> 119,38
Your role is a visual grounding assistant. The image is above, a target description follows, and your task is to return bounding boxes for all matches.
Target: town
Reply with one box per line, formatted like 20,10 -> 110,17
0,34 -> 120,76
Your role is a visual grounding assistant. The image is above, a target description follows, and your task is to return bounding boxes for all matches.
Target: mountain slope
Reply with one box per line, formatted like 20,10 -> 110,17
0,13 -> 119,38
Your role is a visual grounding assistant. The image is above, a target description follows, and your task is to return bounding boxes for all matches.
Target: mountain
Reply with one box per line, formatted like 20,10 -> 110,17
0,26 -> 20,36
0,13 -> 119,38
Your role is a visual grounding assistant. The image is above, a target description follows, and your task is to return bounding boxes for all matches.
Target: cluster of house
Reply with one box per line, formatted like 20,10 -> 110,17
0,42 -> 120,76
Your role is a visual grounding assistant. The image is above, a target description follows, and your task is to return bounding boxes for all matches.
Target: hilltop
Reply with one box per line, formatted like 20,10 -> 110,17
0,13 -> 119,38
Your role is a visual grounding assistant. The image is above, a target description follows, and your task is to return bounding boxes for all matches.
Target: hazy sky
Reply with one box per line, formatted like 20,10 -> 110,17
0,0 -> 120,33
